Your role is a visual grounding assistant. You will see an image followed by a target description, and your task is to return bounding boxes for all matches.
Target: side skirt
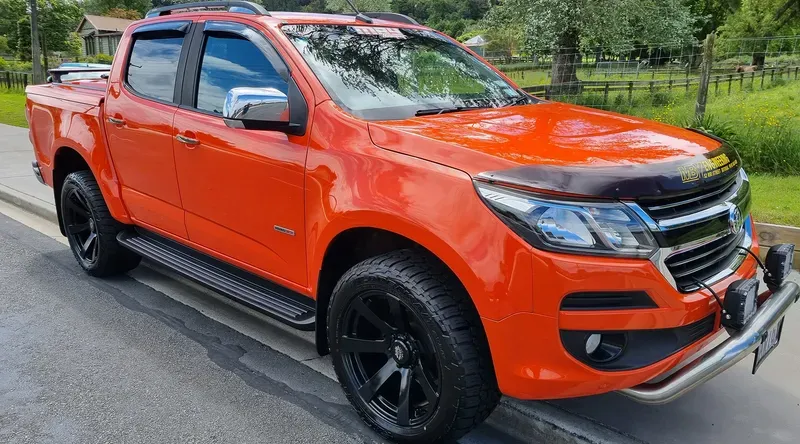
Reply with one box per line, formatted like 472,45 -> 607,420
117,228 -> 316,330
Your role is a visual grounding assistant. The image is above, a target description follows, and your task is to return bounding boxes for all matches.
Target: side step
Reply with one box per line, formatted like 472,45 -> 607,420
117,229 -> 316,330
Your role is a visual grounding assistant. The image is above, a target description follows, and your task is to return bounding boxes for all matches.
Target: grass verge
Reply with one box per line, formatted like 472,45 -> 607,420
750,174 -> 800,227
0,89 -> 27,128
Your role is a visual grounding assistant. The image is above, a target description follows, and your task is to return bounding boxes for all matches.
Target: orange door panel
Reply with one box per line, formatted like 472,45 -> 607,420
172,110 -> 308,286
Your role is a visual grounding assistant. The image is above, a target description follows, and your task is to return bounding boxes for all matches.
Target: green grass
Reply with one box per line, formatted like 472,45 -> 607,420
0,89 -> 27,128
750,174 -> 800,226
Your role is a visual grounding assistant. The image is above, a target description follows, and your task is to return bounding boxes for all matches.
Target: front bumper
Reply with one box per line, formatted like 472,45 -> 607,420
620,280 -> 800,404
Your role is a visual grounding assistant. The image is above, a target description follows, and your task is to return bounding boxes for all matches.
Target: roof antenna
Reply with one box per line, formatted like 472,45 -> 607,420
344,0 -> 373,23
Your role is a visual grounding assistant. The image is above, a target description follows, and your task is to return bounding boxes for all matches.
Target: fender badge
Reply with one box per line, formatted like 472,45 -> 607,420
274,225 -> 295,236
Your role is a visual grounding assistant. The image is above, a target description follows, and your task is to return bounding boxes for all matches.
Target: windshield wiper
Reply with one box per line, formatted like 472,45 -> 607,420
499,94 -> 530,108
414,106 -> 485,116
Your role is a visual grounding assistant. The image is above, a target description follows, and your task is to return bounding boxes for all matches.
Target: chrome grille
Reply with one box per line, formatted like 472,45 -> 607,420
637,175 -> 739,220
629,169 -> 751,292
664,230 -> 746,290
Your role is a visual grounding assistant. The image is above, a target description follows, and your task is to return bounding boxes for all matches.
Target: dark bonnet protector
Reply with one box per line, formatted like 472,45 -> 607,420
475,144 -> 741,200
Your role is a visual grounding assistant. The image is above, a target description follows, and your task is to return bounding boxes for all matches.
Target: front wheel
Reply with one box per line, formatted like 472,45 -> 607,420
328,250 -> 499,443
61,171 -> 141,276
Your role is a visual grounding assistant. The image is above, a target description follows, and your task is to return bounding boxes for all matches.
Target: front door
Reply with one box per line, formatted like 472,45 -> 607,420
172,21 -> 309,287
104,22 -> 191,238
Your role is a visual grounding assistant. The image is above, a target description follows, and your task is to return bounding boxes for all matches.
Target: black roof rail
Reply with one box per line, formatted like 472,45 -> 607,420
354,12 -> 419,25
145,1 -> 269,18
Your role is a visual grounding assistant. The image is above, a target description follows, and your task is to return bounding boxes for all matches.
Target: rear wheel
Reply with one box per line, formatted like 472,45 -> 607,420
61,171 -> 140,276
328,250 -> 499,443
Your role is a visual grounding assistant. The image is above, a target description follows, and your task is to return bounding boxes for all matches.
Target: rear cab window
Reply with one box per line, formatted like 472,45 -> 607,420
126,35 -> 185,103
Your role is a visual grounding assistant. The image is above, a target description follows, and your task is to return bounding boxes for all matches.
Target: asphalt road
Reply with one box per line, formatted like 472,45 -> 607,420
0,211 -> 525,444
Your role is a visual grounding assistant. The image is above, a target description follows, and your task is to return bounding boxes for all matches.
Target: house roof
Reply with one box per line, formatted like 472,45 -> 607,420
77,15 -> 135,33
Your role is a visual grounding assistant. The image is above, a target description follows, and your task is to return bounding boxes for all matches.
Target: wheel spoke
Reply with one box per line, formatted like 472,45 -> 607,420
66,222 -> 90,234
90,237 -> 99,261
413,362 -> 438,405
81,232 -> 97,257
352,298 -> 395,335
397,368 -> 412,426
65,197 -> 89,219
340,336 -> 388,354
388,297 -> 407,331
358,359 -> 398,402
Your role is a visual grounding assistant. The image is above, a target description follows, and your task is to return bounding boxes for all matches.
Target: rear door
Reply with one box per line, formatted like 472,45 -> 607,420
104,21 -> 193,238
171,20 -> 310,287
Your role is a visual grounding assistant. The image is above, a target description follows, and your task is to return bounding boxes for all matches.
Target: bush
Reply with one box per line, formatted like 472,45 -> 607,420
650,90 -> 674,107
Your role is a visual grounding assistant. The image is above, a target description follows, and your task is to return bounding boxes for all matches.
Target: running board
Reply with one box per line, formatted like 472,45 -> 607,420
117,229 -> 316,330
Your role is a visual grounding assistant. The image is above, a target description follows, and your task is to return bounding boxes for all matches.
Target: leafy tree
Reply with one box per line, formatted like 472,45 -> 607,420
84,0 -> 152,16
0,0 -> 27,54
718,0 -> 800,66
326,0 -> 391,13
485,0 -> 697,91
15,0 -> 82,70
105,7 -> 143,19
65,31 -> 82,58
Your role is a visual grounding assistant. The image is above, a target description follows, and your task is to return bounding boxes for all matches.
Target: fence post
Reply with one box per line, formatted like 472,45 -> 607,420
761,69 -> 766,88
695,33 -> 714,122
603,83 -> 610,106
715,76 -> 719,95
628,81 -> 633,106
739,72 -> 744,90
23,73 -> 28,88
4,71 -> 10,89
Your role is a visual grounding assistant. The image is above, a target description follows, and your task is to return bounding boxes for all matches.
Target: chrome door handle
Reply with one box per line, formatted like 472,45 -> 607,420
175,134 -> 200,146
107,116 -> 125,125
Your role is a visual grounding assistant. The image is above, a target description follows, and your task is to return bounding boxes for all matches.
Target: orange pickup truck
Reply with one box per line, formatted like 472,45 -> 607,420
25,2 -> 798,442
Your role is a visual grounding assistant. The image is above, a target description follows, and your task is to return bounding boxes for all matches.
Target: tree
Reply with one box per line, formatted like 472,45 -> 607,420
105,7 -> 142,19
718,0 -> 800,66
325,0 -> 391,13
84,0 -> 152,16
485,0 -> 697,92
0,0 -> 27,54
65,31 -> 82,57
15,0 -> 82,66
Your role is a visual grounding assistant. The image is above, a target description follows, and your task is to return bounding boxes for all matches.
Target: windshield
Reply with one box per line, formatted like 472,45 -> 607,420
282,24 -> 526,120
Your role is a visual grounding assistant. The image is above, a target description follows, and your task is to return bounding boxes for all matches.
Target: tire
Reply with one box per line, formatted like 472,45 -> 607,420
328,250 -> 500,443
60,171 -> 141,277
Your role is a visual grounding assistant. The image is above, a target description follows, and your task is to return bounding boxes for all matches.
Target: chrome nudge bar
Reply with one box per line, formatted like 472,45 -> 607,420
619,281 -> 800,404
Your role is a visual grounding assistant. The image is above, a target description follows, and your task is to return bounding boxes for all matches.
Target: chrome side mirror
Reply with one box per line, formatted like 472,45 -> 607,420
223,87 -> 289,124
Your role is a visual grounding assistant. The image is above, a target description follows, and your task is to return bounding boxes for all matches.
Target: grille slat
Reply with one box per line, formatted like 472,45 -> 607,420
636,169 -> 749,292
639,175 -> 739,221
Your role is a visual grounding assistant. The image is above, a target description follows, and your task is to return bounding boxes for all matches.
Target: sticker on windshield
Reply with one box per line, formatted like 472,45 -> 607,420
351,26 -> 406,39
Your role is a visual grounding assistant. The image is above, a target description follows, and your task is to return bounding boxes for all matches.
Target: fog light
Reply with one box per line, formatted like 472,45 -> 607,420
723,279 -> 759,330
765,244 -> 794,292
584,333 -> 626,363
585,333 -> 602,354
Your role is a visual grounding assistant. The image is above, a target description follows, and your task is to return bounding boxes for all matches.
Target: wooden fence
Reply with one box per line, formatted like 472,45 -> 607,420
522,65 -> 800,105
0,71 -> 32,91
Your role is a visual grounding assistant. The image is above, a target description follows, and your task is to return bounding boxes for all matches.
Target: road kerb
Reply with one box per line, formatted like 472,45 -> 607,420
491,399 -> 646,444
0,183 -> 58,224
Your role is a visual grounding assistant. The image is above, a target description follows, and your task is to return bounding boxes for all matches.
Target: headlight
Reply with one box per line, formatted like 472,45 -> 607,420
476,182 -> 657,258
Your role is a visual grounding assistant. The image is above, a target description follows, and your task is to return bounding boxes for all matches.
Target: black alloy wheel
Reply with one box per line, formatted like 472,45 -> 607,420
329,250 -> 500,443
340,291 -> 441,428
64,186 -> 99,265
60,171 -> 141,276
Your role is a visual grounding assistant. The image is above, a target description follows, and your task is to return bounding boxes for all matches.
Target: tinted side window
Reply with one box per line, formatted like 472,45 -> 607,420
196,35 -> 288,114
127,36 -> 184,102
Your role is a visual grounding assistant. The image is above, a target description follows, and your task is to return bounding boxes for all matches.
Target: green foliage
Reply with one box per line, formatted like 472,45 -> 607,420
65,32 -> 82,58
13,0 -> 83,61
84,0 -> 152,15
92,53 -> 114,64
105,7 -> 143,19
325,0 -> 391,13
719,0 -> 800,40
485,0 -> 698,54
0,36 -> 10,55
